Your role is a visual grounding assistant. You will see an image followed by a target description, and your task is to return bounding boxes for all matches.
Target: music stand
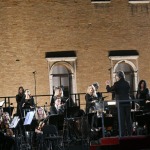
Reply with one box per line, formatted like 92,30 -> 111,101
0,100 -> 4,107
49,114 -> 64,131
96,116 -> 114,127
23,111 -> 35,148
9,116 -> 20,129
24,111 -> 35,126
64,106 -> 80,118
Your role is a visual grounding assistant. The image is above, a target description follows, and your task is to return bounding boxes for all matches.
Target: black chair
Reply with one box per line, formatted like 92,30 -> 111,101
42,124 -> 64,150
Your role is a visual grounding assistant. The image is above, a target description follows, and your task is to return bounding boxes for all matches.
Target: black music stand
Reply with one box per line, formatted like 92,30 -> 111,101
24,119 -> 38,132
96,116 -> 114,128
64,106 -> 80,118
49,114 -> 64,131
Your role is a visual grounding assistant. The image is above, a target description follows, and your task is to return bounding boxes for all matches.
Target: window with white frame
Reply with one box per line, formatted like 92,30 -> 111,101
45,51 -> 77,97
91,0 -> 111,3
109,50 -> 139,98
129,0 -> 150,4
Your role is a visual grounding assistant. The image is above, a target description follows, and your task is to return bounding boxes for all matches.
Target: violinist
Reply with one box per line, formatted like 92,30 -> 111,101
0,112 -> 17,149
0,112 -> 12,135
50,86 -> 66,106
50,98 -> 64,115
35,106 -> 47,132
34,107 -> 48,149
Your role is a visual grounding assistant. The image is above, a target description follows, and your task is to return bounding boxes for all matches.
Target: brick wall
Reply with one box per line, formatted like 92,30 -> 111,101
0,0 -> 149,108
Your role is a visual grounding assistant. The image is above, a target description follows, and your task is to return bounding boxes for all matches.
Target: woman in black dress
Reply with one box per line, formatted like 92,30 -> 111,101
20,89 -> 35,117
16,86 -> 24,117
136,80 -> 150,110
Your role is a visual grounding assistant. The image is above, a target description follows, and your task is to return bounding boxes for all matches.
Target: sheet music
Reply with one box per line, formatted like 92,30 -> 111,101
24,111 -> 35,125
9,116 -> 20,128
107,101 -> 116,105
0,100 -> 4,107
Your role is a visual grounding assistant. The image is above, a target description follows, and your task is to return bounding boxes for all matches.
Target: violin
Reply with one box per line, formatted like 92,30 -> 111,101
37,114 -> 50,131
5,123 -> 13,137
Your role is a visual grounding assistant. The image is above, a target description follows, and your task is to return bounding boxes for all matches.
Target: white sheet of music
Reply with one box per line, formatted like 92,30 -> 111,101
107,101 -> 116,105
9,116 -> 20,128
24,111 -> 35,125
0,100 -> 4,107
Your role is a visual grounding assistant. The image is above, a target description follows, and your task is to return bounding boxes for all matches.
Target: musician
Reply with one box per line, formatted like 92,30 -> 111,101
85,85 -> 98,131
1,112 -> 16,137
93,82 -> 103,101
20,89 -> 35,117
34,107 -> 48,149
34,107 -> 47,133
16,86 -> 25,117
50,98 -> 64,115
106,71 -> 132,136
35,107 -> 47,121
0,112 -> 17,149
50,86 -> 64,106
136,80 -> 150,111
85,85 -> 98,113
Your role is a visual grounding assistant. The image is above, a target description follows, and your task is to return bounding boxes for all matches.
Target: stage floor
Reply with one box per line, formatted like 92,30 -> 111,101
90,135 -> 150,150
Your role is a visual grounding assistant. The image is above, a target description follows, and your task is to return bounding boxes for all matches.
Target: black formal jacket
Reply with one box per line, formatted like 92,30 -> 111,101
106,78 -> 130,105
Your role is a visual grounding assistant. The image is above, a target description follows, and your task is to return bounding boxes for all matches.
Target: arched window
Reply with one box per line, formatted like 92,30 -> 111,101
115,62 -> 134,93
109,50 -> 139,98
52,65 -> 71,97
46,51 -> 77,98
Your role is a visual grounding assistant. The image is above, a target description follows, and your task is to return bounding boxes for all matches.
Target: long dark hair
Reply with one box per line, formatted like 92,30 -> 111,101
138,80 -> 147,91
18,86 -> 24,95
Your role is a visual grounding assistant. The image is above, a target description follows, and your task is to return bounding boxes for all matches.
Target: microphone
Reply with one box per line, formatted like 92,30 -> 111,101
33,71 -> 36,74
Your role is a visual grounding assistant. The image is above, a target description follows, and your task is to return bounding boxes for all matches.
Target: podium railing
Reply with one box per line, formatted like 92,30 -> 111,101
101,99 -> 144,138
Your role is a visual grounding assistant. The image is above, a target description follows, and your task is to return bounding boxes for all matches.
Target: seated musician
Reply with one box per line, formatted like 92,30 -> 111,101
50,86 -> 74,108
50,98 -> 64,115
20,89 -> 35,117
0,112 -> 17,149
35,106 -> 47,133
34,106 -> 48,149
50,86 -> 65,106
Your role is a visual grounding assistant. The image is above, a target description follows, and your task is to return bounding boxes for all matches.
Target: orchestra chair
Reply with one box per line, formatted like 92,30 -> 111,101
42,124 -> 64,150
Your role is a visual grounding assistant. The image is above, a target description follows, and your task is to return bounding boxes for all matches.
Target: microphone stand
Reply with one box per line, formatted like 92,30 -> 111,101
33,71 -> 37,107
